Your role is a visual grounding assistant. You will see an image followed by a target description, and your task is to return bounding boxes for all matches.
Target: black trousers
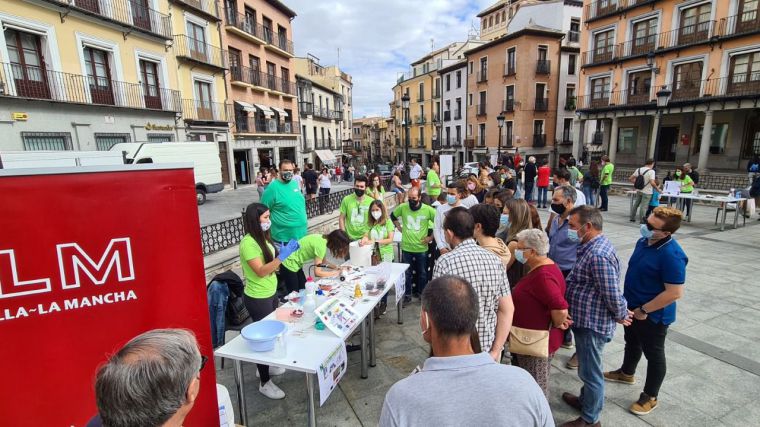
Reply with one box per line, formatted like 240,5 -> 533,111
243,294 -> 279,384
621,317 -> 669,397
280,267 -> 306,294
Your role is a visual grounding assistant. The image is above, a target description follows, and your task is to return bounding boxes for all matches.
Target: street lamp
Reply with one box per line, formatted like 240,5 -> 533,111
402,94 -> 410,170
652,87 -> 672,162
496,114 -> 505,165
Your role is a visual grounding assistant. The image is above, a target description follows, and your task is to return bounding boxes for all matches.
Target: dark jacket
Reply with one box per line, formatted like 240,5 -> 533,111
524,163 -> 538,183
687,169 -> 700,185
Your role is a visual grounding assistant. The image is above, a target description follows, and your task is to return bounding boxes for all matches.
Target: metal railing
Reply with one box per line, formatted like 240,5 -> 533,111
302,138 -> 313,152
536,60 -> 551,74
170,0 -> 219,20
230,65 -> 263,87
264,30 -> 295,56
453,138 -> 462,147
533,134 -> 546,147
568,30 -> 580,43
414,115 -> 426,124
417,93 -> 425,102
42,0 -> 172,39
504,136 -> 513,148
433,87 -> 441,98
313,107 -> 339,120
224,9 -> 268,41
443,111 -> 451,121
477,70 -> 488,83
582,44 -> 617,66
476,134 -> 486,147
0,62 -> 181,112
234,117 -> 299,134
174,34 -> 227,69
476,103 -> 487,116
720,13 -> 760,38
561,131 -> 573,145
592,131 -> 604,145
415,138 -> 425,148
535,97 -> 549,111
503,99 -> 515,112
454,109 -> 462,120
504,64 -> 516,76
298,101 -> 313,116
181,99 -> 232,122
618,34 -> 656,58
315,139 -> 333,149
657,18 -> 716,50
584,0 -> 656,22
432,113 -> 440,122
565,97 -> 577,111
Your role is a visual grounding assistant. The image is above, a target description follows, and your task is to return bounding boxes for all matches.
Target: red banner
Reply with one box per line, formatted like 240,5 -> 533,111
0,166 -> 218,426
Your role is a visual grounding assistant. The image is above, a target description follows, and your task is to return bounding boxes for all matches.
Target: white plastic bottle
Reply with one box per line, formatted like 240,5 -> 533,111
303,277 -> 317,322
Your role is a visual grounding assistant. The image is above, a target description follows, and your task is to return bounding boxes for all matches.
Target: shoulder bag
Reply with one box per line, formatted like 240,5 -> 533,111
508,321 -> 552,358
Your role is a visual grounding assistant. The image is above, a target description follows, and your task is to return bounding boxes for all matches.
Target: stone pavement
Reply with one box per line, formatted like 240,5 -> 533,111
214,194 -> 760,427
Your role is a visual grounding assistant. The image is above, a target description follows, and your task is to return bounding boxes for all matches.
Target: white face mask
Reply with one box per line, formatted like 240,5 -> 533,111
260,221 -> 271,231
371,210 -> 382,220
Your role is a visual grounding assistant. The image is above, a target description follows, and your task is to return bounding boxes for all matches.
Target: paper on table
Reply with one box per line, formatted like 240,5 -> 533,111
314,298 -> 361,339
663,181 -> 680,195
317,341 -> 348,406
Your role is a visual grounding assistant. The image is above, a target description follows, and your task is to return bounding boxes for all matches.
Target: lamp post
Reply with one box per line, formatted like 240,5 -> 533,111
497,114 -> 505,165
402,94 -> 410,169
651,87 -> 672,163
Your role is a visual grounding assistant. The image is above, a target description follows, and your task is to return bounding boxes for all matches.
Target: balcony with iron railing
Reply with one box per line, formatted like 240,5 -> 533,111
415,115 -> 426,125
504,135 -> 513,148
584,0 -> 658,23
476,103 -> 487,116
315,139 -> 333,149
0,62 -> 181,112
656,17 -> 717,51
536,60 -> 551,75
41,0 -> 173,39
298,101 -> 313,116
261,29 -> 295,57
443,110 -> 451,121
582,44 -> 617,66
454,109 -> 462,120
720,12 -> 760,39
313,107 -> 340,120
169,0 -> 219,22
433,87 -> 441,99
235,117 -> 299,134
565,96 -> 577,111
230,65 -> 266,90
417,93 -> 425,102
476,134 -> 486,147
181,98 -> 232,122
477,70 -> 488,83
503,99 -> 515,113
453,137 -> 462,148
561,131 -> 573,145
535,97 -> 549,112
568,30 -> 580,43
432,113 -> 440,123
592,131 -> 604,145
224,9 -> 268,44
504,64 -> 516,77
174,34 -> 227,70
415,138 -> 425,148
533,134 -> 546,147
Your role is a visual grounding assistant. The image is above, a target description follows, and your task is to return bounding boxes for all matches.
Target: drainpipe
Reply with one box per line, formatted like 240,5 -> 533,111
554,34 -> 566,169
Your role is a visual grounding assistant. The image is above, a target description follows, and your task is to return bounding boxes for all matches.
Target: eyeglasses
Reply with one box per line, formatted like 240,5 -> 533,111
645,223 -> 665,232
199,355 -> 208,372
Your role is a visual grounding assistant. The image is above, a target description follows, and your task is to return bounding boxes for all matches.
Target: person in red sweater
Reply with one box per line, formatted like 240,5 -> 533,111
536,160 -> 551,209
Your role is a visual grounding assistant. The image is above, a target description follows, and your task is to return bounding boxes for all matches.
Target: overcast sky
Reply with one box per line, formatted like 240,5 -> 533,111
287,0 -> 494,118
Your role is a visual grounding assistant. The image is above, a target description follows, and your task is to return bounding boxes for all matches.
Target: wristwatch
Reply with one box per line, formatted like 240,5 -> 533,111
638,306 -> 649,315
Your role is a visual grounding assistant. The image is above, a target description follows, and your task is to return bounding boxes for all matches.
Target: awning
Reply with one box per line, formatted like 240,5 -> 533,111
314,149 -> 336,164
254,104 -> 274,117
235,101 -> 256,113
270,106 -> 288,117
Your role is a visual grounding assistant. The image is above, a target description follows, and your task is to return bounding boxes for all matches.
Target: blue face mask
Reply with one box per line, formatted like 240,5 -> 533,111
640,223 -> 654,239
446,194 -> 458,205
567,228 -> 582,243
514,249 -> 528,264
500,214 -> 509,226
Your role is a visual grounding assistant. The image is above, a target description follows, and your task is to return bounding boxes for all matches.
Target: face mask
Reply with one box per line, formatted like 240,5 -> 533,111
446,194 -> 458,205
409,200 -> 421,211
567,227 -> 582,243
371,210 -> 382,220
514,249 -> 528,264
675,171 -> 682,177
260,221 -> 271,232
501,174 -> 507,180
640,223 -> 654,239
467,183 -> 476,191
354,188 -> 365,197
551,203 -> 567,215
281,171 -> 293,181
500,214 -> 509,226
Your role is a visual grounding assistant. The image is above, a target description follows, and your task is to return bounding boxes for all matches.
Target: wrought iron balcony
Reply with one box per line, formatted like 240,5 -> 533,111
584,0 -> 657,23
453,138 -> 462,148
298,101 -> 313,116
535,97 -> 549,112
592,131 -> 604,145
536,60 -> 551,75
443,111 -> 451,121
181,99 -> 232,122
582,45 -> 617,66
432,113 -> 440,123
174,34 -> 227,70
302,138 -> 313,152
568,31 -> 580,43
477,70 -> 488,83
433,87 -> 441,99
230,65 -> 265,88
313,107 -> 340,120
476,103 -> 487,116
415,138 -> 425,148
503,100 -> 515,112
533,134 -> 546,147
234,117 -> 299,134
476,134 -> 486,147
0,62 -> 181,112
720,13 -> 760,38
415,115 -> 426,125
224,9 -> 268,43
504,64 -> 516,76
41,0 -> 172,39
658,18 -> 716,51
259,27 -> 295,56
417,93 -> 425,102
169,0 -> 219,21
561,132 -> 573,145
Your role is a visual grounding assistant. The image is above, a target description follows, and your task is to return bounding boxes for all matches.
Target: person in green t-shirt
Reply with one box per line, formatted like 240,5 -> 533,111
599,155 -> 615,211
280,230 -> 351,293
361,199 -> 397,315
261,159 -> 308,246
239,203 -> 299,399
367,173 -> 386,201
426,160 -> 442,199
339,175 -> 373,240
675,166 -> 695,218
391,187 -> 437,302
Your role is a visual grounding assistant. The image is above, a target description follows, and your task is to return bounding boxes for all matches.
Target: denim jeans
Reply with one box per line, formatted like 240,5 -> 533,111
600,185 -> 610,210
207,280 -> 230,348
582,185 -> 596,207
573,327 -> 612,424
524,182 -> 535,202
537,186 -> 548,207
402,250 -> 428,296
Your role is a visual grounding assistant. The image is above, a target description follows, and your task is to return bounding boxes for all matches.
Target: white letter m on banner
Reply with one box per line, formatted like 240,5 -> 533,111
57,238 -> 135,289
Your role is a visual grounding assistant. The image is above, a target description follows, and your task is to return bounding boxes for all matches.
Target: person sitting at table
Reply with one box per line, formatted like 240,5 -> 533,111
280,230 -> 352,294
674,166 -> 694,218
240,203 -> 300,400
379,275 -> 552,427
361,199 -> 396,316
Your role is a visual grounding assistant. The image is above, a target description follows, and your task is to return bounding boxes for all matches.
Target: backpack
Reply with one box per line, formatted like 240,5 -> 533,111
750,163 -> 760,173
633,168 -> 650,190
590,174 -> 600,190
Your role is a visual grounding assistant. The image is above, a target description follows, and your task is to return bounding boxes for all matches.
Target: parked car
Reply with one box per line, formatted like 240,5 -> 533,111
375,163 -> 393,176
458,162 -> 480,178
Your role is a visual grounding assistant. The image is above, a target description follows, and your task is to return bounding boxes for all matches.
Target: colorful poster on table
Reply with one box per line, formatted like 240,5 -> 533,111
317,341 -> 348,406
0,165 -> 219,426
314,297 -> 360,339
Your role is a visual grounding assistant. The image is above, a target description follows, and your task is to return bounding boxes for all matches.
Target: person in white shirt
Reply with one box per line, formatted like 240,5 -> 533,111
409,158 -> 423,188
434,181 -> 467,255
319,168 -> 332,196
293,167 -> 304,193
629,159 -> 657,223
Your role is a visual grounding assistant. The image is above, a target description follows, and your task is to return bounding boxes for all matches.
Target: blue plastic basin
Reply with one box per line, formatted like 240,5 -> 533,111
241,320 -> 287,352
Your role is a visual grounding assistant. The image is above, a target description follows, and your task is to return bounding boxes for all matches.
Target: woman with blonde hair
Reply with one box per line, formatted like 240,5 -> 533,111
466,174 -> 487,203
499,198 -> 534,289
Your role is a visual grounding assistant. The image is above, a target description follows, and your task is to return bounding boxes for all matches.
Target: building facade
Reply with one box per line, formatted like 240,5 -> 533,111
295,72 -> 342,169
438,60 -> 468,168
0,0 -> 184,152
577,0 -> 760,172
222,0 -> 298,186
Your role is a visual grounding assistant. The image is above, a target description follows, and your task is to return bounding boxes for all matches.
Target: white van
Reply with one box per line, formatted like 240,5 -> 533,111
111,142 -> 223,205
0,151 -> 124,169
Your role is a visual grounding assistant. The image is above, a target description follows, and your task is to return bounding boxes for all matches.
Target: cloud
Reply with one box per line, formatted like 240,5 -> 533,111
286,0 -> 493,118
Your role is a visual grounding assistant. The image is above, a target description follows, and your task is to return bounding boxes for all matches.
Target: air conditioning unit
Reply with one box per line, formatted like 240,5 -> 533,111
283,122 -> 292,133
267,119 -> 277,133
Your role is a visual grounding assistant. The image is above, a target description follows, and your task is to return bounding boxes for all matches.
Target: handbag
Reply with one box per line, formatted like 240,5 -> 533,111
508,322 -> 552,358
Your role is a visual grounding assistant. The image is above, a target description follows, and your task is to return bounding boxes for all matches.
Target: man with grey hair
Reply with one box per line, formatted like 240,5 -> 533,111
380,275 -> 553,427
92,329 -> 206,427
560,206 -> 632,427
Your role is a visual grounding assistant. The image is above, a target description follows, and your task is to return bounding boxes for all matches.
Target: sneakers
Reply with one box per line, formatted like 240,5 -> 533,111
561,341 -> 574,349
255,365 -> 285,378
630,392 -> 658,415
565,353 -> 578,369
604,369 -> 635,385
259,380 -> 285,400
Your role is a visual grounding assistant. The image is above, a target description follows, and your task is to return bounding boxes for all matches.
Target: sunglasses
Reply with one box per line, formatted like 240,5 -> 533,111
645,223 -> 665,232
199,355 -> 209,372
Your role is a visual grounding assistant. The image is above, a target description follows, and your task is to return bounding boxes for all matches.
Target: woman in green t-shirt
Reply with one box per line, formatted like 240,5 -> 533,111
367,173 -> 386,201
239,203 -> 299,400
279,230 -> 351,293
674,166 -> 694,218
361,199 -> 396,315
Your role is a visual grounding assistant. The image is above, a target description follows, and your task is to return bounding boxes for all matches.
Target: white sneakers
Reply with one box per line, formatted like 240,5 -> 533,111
259,380 -> 285,400
255,365 -> 285,377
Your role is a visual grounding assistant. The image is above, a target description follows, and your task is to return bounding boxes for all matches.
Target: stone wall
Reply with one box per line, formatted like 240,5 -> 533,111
612,167 -> 748,191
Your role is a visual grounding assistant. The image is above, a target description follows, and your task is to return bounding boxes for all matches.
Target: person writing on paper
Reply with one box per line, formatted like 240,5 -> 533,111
240,203 -> 299,400
361,200 -> 396,316
379,276 -> 553,427
280,230 -> 352,294
510,229 -> 570,397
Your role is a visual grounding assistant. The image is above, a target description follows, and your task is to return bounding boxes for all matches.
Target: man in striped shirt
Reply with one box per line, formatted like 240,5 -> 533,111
559,206 -> 632,427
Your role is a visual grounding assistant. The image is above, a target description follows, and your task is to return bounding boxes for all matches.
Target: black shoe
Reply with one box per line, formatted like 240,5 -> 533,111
629,219 -> 635,222
600,208 -> 608,212
378,301 -> 388,315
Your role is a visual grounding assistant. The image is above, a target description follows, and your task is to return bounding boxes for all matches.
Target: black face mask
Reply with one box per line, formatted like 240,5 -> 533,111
354,189 -> 365,197
409,200 -> 421,210
551,203 -> 566,215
